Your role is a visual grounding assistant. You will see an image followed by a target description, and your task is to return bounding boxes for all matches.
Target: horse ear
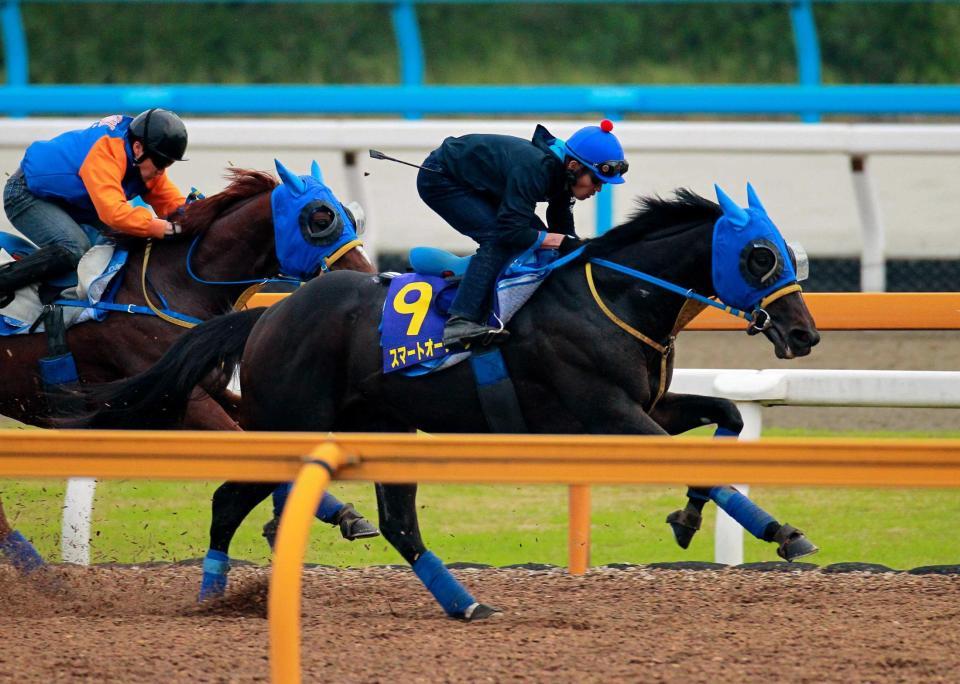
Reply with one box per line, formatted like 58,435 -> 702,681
714,184 -> 749,228
274,158 -> 307,195
746,182 -> 767,214
310,160 -> 324,183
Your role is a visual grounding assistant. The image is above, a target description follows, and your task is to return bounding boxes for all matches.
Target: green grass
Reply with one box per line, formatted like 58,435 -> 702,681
2,428 -> 958,570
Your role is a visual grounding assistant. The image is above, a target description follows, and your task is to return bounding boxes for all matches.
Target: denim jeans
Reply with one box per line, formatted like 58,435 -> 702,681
417,157 -> 546,323
3,169 -> 93,265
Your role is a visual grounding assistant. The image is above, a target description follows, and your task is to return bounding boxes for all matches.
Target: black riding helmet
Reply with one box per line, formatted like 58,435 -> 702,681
129,108 -> 188,166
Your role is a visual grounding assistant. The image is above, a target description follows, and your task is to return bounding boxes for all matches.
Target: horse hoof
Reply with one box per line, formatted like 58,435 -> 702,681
774,524 -> 819,562
666,509 -> 701,549
336,503 -> 381,541
262,517 -> 279,551
462,603 -> 502,621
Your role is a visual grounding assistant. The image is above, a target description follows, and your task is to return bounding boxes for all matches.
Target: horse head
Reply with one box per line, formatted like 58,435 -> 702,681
272,159 -> 373,277
713,184 -> 819,358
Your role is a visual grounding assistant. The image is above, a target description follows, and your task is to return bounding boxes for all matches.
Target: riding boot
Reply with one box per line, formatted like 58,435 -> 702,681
0,244 -> 78,308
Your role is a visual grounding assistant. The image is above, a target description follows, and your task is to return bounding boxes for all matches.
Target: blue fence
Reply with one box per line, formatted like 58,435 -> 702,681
3,0 -> 960,120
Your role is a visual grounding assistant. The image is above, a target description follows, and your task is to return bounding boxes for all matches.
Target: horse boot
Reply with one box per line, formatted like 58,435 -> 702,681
773,523 -> 819,562
261,503 -> 379,549
0,244 -> 77,308
331,503 -> 380,541
442,315 -> 510,351
665,508 -> 702,550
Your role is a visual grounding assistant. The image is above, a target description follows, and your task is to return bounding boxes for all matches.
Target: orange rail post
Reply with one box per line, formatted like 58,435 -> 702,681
568,484 -> 591,575
269,443 -> 344,684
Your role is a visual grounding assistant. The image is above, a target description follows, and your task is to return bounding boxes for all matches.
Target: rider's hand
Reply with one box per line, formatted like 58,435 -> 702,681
164,221 -> 182,237
557,235 -> 584,256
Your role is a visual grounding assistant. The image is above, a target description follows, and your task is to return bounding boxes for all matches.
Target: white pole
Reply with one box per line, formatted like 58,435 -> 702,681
62,477 -> 96,565
714,402 -> 763,565
851,155 -> 886,292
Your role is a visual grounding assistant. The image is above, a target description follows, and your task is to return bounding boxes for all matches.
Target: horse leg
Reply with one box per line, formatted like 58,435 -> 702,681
650,393 -> 818,560
0,495 -> 46,574
376,483 -> 499,621
200,481 -> 276,601
262,484 -> 379,550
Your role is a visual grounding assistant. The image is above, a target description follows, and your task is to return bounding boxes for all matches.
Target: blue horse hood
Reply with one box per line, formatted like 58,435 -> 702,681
711,184 -> 798,313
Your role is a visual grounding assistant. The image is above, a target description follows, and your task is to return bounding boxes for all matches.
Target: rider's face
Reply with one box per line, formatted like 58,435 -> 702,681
132,141 -> 168,182
571,167 -> 602,201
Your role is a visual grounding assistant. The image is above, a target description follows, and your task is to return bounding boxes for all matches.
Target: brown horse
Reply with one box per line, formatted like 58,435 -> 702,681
0,166 -> 375,572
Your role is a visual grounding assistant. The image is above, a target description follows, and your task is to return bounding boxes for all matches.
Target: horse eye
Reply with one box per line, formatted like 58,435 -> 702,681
312,207 -> 334,230
748,248 -> 777,277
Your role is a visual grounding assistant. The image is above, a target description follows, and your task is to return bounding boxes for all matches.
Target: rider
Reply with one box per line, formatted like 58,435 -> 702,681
417,119 -> 628,349
1,109 -> 189,307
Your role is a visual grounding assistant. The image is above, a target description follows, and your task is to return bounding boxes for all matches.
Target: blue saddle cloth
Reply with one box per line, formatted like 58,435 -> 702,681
380,239 -> 564,375
0,232 -> 128,336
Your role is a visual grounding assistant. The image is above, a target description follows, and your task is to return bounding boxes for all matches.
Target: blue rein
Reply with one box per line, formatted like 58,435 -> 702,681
185,233 -> 300,287
587,256 -> 755,321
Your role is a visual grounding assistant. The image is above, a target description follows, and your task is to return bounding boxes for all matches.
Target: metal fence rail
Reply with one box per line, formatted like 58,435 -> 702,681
3,429 -> 960,683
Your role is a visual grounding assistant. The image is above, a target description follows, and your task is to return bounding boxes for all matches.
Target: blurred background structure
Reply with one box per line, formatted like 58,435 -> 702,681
3,0 -> 960,290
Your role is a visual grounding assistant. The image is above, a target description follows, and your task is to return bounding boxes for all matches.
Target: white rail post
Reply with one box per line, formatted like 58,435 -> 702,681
851,155 -> 886,292
714,402 -> 762,566
62,477 -> 96,565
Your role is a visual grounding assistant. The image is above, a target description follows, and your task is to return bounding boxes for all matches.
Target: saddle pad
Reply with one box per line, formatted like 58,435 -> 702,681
0,244 -> 128,335
381,242 -> 563,375
381,273 -> 456,372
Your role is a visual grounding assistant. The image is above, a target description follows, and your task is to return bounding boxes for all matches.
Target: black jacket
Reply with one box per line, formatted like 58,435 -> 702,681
429,124 -> 575,249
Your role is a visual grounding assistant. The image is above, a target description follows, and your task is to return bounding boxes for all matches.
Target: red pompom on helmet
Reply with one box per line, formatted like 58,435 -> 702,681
600,119 -> 614,133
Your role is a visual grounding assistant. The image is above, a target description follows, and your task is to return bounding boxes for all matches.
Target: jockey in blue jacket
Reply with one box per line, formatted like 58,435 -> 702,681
1,109 -> 189,307
417,120 -> 628,350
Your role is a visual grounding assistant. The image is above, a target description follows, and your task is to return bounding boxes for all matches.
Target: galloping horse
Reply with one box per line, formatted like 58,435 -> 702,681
72,185 -> 819,620
0,164 -> 375,575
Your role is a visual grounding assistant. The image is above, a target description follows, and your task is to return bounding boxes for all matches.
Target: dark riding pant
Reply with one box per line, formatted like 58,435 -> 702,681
3,169 -> 93,266
417,156 -> 546,323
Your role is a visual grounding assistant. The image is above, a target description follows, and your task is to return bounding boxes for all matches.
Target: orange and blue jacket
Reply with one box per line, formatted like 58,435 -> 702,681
20,115 -> 185,239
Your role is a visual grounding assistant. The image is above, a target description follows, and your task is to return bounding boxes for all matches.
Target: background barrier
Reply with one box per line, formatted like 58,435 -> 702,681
4,429 -> 960,682
4,118 -> 958,290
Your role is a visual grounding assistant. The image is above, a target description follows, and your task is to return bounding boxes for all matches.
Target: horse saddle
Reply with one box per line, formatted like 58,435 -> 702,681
408,246 -> 471,279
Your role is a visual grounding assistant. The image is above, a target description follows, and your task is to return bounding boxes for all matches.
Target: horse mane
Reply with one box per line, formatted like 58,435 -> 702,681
582,188 -> 721,258
176,168 -> 278,237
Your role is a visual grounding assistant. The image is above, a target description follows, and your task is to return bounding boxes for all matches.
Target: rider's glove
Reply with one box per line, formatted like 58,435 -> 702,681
557,235 -> 584,256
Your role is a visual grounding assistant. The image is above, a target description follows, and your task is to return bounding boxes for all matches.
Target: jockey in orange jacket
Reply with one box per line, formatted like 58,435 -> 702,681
0,108 -> 188,307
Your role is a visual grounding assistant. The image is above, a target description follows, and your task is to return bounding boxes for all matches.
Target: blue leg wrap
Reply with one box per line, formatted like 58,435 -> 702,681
412,550 -> 476,617
714,426 -> 741,438
198,549 -> 230,602
709,487 -> 777,540
272,483 -> 344,524
316,492 -> 345,524
0,530 -> 45,574
271,483 -> 291,518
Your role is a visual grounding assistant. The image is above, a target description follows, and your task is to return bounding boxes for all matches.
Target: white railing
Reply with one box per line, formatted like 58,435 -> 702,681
58,368 -> 960,566
669,368 -> 960,564
4,119 -> 960,288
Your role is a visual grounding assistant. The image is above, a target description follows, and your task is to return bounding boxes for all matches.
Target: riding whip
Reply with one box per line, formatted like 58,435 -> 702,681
368,149 -> 444,173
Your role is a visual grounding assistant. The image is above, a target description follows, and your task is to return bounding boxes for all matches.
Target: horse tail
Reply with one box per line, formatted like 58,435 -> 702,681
70,307 -> 267,429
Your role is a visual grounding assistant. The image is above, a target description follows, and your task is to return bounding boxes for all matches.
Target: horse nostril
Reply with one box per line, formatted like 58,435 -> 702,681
790,328 -> 820,349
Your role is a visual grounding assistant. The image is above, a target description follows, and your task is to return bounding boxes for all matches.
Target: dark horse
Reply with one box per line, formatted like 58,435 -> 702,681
73,185 -> 820,620
0,165 -> 376,575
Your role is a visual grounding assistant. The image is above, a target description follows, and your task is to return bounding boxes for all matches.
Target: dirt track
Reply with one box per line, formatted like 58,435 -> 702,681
2,563 -> 958,682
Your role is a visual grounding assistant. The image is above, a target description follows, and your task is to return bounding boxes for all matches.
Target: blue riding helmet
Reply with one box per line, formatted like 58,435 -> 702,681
564,119 -> 627,185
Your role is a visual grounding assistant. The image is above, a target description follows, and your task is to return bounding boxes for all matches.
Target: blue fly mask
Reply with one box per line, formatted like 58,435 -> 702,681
271,159 -> 362,280
712,184 -> 806,322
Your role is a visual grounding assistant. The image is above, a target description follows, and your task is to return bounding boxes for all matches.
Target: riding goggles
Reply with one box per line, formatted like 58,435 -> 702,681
149,153 -> 175,170
590,159 -> 629,178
